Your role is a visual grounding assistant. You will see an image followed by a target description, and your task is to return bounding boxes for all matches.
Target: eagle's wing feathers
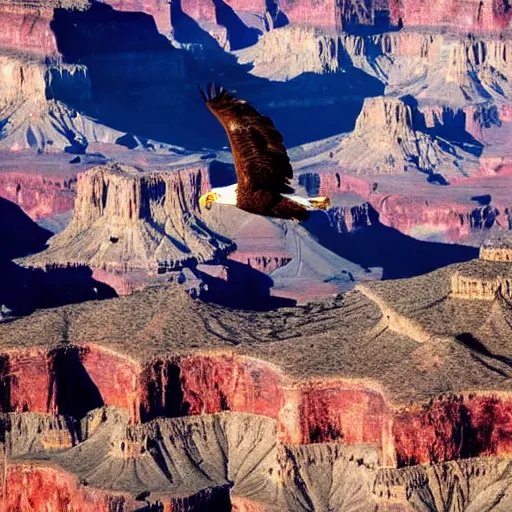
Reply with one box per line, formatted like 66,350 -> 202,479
201,85 -> 294,203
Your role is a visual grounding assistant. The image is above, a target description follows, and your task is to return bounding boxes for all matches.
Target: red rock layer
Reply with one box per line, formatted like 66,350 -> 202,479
389,0 -> 512,32
178,0 -> 265,23
394,395 -> 512,467
141,355 -> 396,466
91,269 -> 156,296
280,0 -> 339,29
320,174 -> 510,242
0,172 -> 76,220
0,5 -> 57,56
2,347 -> 512,469
0,347 -> 141,419
1,464 -> 126,512
0,463 -> 230,511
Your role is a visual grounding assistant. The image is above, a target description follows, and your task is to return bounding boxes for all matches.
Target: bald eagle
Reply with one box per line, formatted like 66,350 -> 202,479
198,84 -> 330,222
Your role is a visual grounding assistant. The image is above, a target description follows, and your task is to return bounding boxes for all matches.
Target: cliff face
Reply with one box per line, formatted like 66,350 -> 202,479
319,173 -> 512,243
1,251 -> 512,508
20,164 -> 234,272
5,344 -> 512,471
389,0 -> 512,33
334,96 -> 479,180
249,26 -> 512,101
0,52 -> 126,153
0,5 -> 58,56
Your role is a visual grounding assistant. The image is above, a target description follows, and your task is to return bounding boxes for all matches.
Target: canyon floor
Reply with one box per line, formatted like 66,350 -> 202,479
1,0 -> 512,511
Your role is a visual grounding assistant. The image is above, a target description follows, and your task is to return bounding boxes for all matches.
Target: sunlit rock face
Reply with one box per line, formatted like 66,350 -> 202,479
0,170 -> 76,220
20,163 -> 233,273
0,0 -> 512,509
0,4 -> 58,56
389,0 -> 512,33
333,96 -> 479,181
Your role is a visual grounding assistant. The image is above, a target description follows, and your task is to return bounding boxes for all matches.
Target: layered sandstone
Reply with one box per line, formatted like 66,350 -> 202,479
243,27 -> 512,111
389,0 -> 512,33
335,96 -> 480,180
20,164 -> 234,273
0,168 -> 76,219
480,233 -> 512,261
320,173 -> 512,243
1,407 -> 511,511
1,250 -> 512,507
451,236 -> 512,299
0,52 -> 124,153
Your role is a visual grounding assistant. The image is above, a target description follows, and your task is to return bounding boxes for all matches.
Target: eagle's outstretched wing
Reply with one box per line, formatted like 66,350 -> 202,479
199,83 -> 296,215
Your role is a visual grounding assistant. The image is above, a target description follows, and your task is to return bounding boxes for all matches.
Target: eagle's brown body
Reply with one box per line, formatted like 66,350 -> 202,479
199,84 -> 312,221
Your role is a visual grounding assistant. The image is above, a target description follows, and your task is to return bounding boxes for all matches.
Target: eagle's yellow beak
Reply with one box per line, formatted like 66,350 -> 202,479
199,192 -> 220,210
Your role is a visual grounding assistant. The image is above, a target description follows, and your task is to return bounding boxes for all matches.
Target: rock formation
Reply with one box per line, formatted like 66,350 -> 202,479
20,163 -> 234,273
334,96 -> 480,181
0,250 -> 511,509
389,0 -> 512,33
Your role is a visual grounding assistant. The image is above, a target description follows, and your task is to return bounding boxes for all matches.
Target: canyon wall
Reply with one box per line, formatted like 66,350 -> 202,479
173,0 -> 512,32
105,0 -> 172,36
0,171 -> 76,219
334,96 -> 479,180
389,0 -> 512,33
0,5 -> 58,56
2,345 -> 511,470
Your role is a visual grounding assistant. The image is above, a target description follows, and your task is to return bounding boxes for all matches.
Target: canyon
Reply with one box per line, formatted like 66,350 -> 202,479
0,0 -> 511,510
1,242 -> 512,509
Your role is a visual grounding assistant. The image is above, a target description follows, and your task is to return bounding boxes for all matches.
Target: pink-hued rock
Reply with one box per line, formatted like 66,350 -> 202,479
279,0 -> 339,29
177,0 -> 265,23
1,464 -> 126,512
228,252 -> 292,274
394,394 -> 512,467
320,173 -> 512,242
105,0 -> 172,36
140,355 -> 396,465
7,350 -> 49,413
0,462 -> 229,511
79,345 -> 141,422
0,171 -> 76,220
0,5 -> 58,56
389,0 -> 512,33
1,348 -> 512,468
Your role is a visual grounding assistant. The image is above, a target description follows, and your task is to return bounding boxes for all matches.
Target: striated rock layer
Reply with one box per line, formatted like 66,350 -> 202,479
20,163 -> 234,273
2,251 -> 512,463
334,96 -> 479,180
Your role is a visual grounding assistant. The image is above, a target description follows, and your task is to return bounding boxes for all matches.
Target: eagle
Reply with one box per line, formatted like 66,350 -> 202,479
198,83 -> 330,222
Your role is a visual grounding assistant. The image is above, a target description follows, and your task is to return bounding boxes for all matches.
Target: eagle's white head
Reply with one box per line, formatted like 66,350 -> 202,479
199,184 -> 237,210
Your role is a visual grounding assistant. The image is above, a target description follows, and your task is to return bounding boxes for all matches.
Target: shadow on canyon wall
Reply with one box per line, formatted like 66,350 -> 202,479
212,0 -> 261,50
50,3 -> 384,150
0,197 -> 117,316
401,95 -> 484,156
49,346 -> 105,420
304,207 -> 479,279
